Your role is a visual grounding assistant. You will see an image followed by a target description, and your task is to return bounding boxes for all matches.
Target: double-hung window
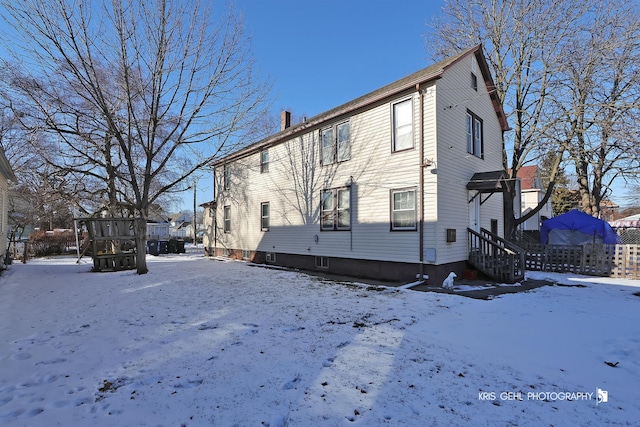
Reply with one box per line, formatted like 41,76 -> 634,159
223,205 -> 231,233
392,99 -> 413,151
391,189 -> 417,231
223,164 -> 231,190
321,187 -> 351,230
321,121 -> 350,165
260,150 -> 269,173
261,202 -> 270,231
466,110 -> 483,158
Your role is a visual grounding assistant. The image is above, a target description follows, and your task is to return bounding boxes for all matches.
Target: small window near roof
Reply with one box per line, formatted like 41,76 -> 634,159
260,150 -> 269,173
471,72 -> 478,91
223,165 -> 230,190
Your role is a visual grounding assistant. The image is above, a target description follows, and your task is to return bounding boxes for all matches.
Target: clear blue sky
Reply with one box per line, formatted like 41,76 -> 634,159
189,0 -> 445,210
235,0 -> 444,119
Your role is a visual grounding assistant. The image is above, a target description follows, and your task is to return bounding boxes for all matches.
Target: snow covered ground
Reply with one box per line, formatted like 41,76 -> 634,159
1,250 -> 639,426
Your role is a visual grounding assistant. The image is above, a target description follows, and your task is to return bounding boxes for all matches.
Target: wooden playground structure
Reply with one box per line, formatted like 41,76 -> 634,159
76,218 -> 137,272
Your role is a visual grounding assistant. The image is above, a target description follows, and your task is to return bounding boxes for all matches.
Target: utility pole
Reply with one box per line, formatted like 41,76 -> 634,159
193,180 -> 197,247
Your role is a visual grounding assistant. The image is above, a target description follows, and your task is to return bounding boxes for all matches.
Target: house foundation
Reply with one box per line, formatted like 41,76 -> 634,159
208,247 -> 468,284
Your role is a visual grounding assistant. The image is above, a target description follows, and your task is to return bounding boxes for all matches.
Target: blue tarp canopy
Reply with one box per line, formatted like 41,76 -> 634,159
540,210 -> 621,245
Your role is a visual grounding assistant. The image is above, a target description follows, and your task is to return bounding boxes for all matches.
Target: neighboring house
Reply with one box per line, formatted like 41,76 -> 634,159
0,146 -> 16,266
170,221 -> 191,238
146,220 -> 170,240
146,209 -> 170,240
515,165 -> 553,231
168,213 -> 191,238
205,45 -> 510,283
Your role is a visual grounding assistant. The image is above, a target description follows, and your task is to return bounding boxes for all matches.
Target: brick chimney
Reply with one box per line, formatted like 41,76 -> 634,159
280,110 -> 291,131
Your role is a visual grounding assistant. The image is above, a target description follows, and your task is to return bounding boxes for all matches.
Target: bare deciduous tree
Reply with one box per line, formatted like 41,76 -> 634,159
552,2 -> 640,217
427,0 -> 639,235
0,0 -> 271,273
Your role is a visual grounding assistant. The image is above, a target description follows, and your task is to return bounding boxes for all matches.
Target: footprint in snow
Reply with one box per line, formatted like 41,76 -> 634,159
35,358 -> 67,366
11,352 -> 32,361
27,407 -> 44,417
322,358 -> 334,367
283,376 -> 301,390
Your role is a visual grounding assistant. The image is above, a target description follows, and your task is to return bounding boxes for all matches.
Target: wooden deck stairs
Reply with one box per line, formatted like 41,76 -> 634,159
467,228 -> 525,283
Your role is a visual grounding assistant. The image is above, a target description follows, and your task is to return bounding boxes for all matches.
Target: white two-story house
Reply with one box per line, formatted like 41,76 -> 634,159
0,146 -> 16,267
204,45 -> 510,283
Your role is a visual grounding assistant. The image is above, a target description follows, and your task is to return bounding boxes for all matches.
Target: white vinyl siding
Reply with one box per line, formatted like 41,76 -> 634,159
213,97 -> 425,264
209,50 -> 505,268
435,52 -> 504,265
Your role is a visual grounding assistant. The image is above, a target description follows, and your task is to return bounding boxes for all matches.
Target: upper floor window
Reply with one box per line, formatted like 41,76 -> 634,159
223,205 -> 231,233
466,110 -> 483,158
260,150 -> 269,173
392,99 -> 413,152
261,202 -> 270,231
223,164 -> 231,190
391,188 -> 417,231
471,72 -> 478,91
321,121 -> 350,165
321,187 -> 351,230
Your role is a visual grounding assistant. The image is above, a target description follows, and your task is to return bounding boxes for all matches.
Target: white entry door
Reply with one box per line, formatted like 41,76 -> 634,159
469,192 -> 480,233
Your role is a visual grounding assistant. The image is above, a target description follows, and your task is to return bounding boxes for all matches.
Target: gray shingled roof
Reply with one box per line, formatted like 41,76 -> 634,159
214,44 -> 507,166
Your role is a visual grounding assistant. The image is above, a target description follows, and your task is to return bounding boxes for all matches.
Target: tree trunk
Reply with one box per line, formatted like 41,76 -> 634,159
503,178 -> 517,241
135,217 -> 148,274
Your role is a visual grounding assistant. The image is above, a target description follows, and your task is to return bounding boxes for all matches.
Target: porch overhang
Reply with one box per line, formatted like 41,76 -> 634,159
467,171 -> 507,205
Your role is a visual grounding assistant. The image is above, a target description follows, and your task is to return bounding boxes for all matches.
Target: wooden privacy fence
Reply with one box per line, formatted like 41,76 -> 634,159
524,243 -> 640,279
